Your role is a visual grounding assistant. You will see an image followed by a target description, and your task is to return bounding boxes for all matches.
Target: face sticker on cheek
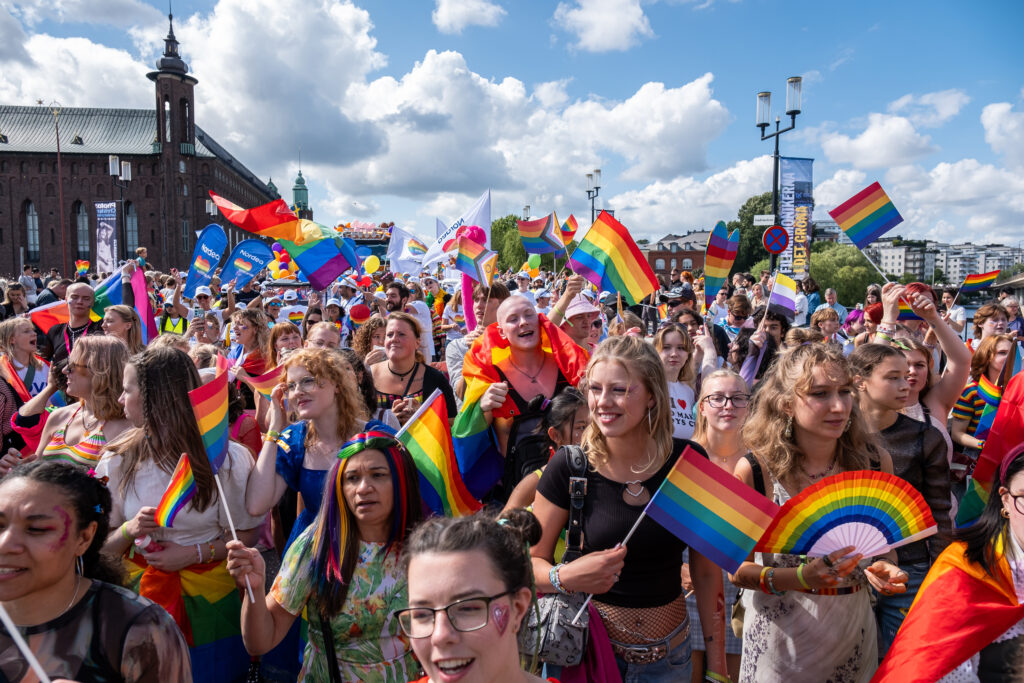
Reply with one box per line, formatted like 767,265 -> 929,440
492,604 -> 510,635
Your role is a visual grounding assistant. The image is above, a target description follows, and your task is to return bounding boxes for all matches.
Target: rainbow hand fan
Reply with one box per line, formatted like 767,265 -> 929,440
755,470 -> 937,558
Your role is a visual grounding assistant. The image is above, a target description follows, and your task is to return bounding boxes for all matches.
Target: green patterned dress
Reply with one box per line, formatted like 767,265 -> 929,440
271,529 -> 419,682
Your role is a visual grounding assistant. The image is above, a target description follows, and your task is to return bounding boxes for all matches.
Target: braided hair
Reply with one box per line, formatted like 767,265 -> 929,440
3,460 -> 124,585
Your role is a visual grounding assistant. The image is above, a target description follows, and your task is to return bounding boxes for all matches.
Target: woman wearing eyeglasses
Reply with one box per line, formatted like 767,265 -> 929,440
687,370 -> 750,682
398,509 -> 549,683
227,431 -> 423,683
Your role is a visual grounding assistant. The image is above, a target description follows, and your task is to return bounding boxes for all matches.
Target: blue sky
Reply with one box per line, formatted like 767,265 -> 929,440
2,0 -> 1023,247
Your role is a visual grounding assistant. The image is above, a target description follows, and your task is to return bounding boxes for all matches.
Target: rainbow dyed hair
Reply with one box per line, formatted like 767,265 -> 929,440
303,430 -> 423,617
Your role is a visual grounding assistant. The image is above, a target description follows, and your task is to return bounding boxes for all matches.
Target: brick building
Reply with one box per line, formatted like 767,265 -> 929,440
0,15 -> 277,277
641,231 -> 709,279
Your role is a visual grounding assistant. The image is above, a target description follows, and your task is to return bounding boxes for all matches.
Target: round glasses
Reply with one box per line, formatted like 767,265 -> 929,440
702,393 -> 750,409
395,590 -> 514,638
284,376 -> 321,394
1005,491 -> 1024,516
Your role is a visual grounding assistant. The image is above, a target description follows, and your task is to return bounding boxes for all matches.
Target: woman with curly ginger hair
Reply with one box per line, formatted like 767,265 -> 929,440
351,315 -> 387,366
732,343 -> 907,682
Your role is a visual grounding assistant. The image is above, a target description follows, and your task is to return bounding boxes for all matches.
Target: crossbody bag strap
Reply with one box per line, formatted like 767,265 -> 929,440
560,445 -> 588,563
317,612 -> 343,683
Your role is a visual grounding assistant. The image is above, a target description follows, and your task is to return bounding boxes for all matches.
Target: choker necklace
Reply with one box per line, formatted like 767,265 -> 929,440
799,453 -> 838,481
508,355 -> 546,384
388,362 -> 415,379
623,480 -> 646,498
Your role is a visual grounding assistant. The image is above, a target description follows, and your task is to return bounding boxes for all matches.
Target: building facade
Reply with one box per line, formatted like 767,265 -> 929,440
641,231 -> 709,278
0,16 -> 277,276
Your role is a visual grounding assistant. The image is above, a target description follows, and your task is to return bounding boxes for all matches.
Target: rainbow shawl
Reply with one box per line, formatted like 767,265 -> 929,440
873,539 -> 1024,682
125,552 -> 249,682
453,313 -> 588,498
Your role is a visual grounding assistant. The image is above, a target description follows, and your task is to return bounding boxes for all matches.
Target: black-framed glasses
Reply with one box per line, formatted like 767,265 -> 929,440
1005,491 -> 1024,516
703,393 -> 750,408
396,590 -> 514,638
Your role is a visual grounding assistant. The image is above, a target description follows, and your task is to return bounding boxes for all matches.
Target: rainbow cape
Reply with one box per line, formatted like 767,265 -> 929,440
645,446 -> 779,573
155,453 -> 198,528
702,221 -> 740,308
828,181 -> 903,249
517,213 -> 564,254
568,211 -> 659,306
455,236 -> 498,285
244,365 -> 284,400
188,353 -> 230,474
872,539 -> 1024,682
960,270 -> 1000,293
397,389 -> 481,517
453,314 -> 588,498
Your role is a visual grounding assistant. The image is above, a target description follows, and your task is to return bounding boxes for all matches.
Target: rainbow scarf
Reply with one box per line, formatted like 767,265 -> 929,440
453,313 -> 588,497
873,539 -> 1024,682
0,355 -> 40,403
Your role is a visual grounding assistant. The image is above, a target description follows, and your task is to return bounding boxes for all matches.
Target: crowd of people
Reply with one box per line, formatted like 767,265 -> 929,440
0,254 -> 1022,683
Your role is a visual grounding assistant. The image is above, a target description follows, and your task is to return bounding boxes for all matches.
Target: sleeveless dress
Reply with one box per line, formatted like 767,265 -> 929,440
740,474 -> 878,682
41,405 -> 107,468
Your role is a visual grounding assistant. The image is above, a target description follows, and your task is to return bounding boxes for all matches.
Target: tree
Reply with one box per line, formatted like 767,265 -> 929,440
932,267 -> 945,285
490,214 -> 526,273
729,192 -> 773,275
754,242 -> 882,307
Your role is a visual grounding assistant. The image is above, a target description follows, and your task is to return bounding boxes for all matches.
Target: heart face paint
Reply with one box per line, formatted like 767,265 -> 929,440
492,604 -> 510,635
52,505 -> 72,551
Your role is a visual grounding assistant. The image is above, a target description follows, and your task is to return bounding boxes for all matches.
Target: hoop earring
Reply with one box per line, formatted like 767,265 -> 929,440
784,415 -> 793,439
76,556 -> 84,576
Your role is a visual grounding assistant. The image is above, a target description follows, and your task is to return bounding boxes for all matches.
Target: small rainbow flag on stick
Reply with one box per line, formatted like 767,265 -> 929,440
455,236 -> 498,285
396,389 -> 481,517
897,300 -> 922,321
75,260 -> 89,276
244,365 -> 284,400
828,182 -> 903,249
568,211 -> 659,306
155,453 -> 197,528
189,353 -> 230,474
960,270 -> 1000,293
560,214 -> 578,245
517,213 -> 564,254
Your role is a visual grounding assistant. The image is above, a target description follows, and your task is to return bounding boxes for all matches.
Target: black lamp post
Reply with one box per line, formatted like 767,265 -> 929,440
108,155 -> 132,261
757,76 -> 802,272
50,102 -> 68,275
585,168 -> 601,224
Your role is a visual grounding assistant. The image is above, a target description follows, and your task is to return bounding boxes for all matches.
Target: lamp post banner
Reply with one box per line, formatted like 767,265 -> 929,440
778,157 -> 814,276
94,201 -> 118,274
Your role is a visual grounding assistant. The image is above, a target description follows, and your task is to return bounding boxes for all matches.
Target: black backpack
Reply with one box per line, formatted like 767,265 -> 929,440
501,395 -> 554,501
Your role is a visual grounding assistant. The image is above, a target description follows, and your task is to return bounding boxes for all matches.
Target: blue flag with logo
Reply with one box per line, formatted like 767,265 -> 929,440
183,224 -> 228,298
219,239 -> 274,289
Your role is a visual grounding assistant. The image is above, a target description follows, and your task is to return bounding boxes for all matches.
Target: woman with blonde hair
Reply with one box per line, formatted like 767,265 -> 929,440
654,322 -> 697,439
531,335 -> 727,680
101,304 -> 144,354
0,317 -> 49,460
732,343 -> 907,681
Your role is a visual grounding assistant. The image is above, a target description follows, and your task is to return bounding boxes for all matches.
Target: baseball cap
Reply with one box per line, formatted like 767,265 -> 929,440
325,298 -> 342,308
660,285 -> 695,303
516,271 -> 530,280
195,285 -> 212,297
564,293 -> 601,319
283,290 -> 299,302
536,289 -> 552,300
341,277 -> 359,289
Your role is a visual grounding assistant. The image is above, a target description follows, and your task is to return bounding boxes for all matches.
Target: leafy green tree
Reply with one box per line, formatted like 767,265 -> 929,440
932,267 -> 945,284
491,214 -> 526,272
729,192 -> 773,274
753,241 -> 882,307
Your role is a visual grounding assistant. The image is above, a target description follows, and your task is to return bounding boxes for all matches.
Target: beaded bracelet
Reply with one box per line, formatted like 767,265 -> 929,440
705,672 -> 730,683
758,566 -> 771,594
549,564 -> 572,595
796,563 -> 811,590
766,567 -> 785,596
209,542 -> 217,562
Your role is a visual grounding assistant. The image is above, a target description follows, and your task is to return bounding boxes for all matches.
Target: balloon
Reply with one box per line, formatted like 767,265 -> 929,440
529,267 -> 539,278
272,242 -> 282,252
456,224 -> 486,246
360,275 -> 373,287
364,255 -> 380,274
279,252 -> 290,264
528,253 -> 541,269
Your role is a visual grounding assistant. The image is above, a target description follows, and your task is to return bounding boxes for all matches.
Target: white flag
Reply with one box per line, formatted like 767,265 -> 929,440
387,225 -> 428,275
421,190 -> 491,268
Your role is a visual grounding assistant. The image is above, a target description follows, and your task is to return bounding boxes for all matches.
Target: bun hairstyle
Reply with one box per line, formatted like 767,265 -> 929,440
3,460 -> 123,585
402,509 -> 541,596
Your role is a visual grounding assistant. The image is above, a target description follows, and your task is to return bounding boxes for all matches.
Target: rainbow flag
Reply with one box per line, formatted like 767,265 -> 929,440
560,214 -> 578,245
454,314 -> 588,498
645,446 -> 779,573
568,211 -> 659,306
188,353 -> 230,474
960,270 -> 1000,293
209,191 -> 306,244
155,453 -> 197,528
974,374 -> 1001,442
828,182 -> 903,249
768,272 -> 798,317
872,540 -> 1024,682
75,260 -> 89,276
84,269 -> 158,343
397,389 -> 481,517
517,213 -> 564,254
30,300 -> 75,334
702,221 -> 740,307
657,303 -> 669,321
455,236 -> 498,285
245,365 -> 284,400
407,236 -> 428,256
897,300 -> 922,321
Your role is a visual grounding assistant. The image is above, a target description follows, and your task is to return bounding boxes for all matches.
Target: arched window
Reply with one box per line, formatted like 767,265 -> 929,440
164,98 -> 171,142
181,98 -> 191,141
25,201 -> 40,262
183,183 -> 188,197
655,258 -> 666,270
73,201 -> 90,259
682,258 -> 693,270
125,202 -> 139,254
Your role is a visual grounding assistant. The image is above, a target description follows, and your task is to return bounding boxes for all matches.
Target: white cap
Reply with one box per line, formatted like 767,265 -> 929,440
194,285 -> 212,297
283,290 -> 299,301
325,298 -> 342,308
374,291 -> 387,301
536,289 -> 551,300
516,271 -> 531,279
341,277 -> 359,289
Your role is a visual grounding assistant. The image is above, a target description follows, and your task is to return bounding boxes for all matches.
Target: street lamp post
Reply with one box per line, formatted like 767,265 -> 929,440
49,102 -> 68,276
585,168 -> 601,224
756,76 -> 802,273
523,205 -> 530,220
108,155 -> 132,261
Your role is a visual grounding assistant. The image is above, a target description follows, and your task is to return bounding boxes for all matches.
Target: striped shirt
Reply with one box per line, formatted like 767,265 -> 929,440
951,381 -> 986,436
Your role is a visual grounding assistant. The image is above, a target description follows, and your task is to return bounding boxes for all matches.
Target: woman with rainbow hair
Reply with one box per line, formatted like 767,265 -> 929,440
227,431 -> 424,682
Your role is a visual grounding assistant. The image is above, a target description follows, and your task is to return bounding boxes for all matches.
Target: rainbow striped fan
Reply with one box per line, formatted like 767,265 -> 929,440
755,470 -> 937,557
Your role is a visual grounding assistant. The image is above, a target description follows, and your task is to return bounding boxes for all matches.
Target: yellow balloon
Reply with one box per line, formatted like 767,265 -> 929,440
364,255 -> 380,274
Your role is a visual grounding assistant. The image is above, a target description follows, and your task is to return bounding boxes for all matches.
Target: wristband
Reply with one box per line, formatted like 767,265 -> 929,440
195,543 -> 203,564
758,566 -> 771,595
766,567 -> 785,596
796,563 -> 811,590
263,430 -> 281,443
549,564 -> 572,595
705,672 -> 730,683
121,523 -> 132,541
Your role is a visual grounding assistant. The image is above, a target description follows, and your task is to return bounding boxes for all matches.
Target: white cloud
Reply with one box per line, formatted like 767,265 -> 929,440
0,7 -> 30,62
821,113 -> 937,169
432,0 -> 506,34
813,168 -> 867,217
532,79 -> 571,109
888,89 -> 970,127
981,101 -> 1024,169
3,0 -> 163,29
554,0 -> 653,53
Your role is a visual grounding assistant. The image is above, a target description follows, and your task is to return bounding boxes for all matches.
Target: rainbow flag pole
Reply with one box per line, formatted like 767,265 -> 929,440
213,465 -> 255,603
